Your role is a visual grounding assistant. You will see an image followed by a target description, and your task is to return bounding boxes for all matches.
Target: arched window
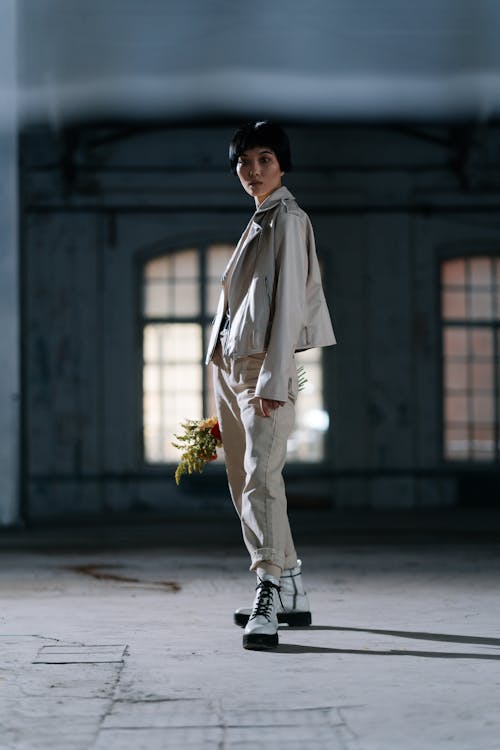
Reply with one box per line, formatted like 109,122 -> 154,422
441,255 -> 500,462
141,244 -> 328,464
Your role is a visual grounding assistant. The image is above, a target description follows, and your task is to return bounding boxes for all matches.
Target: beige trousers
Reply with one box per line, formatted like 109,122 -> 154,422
212,343 -> 299,571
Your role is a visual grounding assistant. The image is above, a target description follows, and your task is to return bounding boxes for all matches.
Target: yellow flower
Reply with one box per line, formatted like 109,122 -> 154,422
199,416 -> 218,431
172,416 -> 223,485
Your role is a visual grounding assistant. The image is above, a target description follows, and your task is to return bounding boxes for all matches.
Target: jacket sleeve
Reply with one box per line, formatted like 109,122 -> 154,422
255,210 -> 308,402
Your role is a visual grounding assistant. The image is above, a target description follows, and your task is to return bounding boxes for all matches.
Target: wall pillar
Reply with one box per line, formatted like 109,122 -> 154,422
0,0 -> 21,525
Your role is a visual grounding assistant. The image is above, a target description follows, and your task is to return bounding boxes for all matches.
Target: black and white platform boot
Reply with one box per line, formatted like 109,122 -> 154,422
242,575 -> 281,651
235,560 -> 312,628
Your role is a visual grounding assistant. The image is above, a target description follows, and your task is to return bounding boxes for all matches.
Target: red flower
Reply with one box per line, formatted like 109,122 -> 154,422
201,452 -> 218,462
210,422 -> 222,443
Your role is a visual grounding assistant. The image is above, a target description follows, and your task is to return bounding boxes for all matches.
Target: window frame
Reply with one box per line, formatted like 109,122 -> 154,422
138,240 -> 235,466
438,242 -> 500,466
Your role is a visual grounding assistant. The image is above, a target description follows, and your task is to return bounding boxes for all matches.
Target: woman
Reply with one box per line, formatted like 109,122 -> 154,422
205,121 -> 336,650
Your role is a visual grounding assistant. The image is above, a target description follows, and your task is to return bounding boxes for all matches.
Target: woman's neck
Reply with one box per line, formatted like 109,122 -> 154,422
255,184 -> 282,208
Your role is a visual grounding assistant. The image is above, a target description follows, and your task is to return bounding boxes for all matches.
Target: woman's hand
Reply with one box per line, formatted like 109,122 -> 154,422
259,397 -> 285,417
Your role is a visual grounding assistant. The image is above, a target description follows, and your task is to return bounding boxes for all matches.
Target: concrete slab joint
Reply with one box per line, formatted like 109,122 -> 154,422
33,643 -> 128,664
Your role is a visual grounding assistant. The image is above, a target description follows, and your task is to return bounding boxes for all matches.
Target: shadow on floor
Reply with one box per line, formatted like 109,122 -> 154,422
274,624 -> 500,657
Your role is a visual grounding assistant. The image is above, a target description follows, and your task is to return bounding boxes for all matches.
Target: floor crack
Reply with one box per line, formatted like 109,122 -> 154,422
87,644 -> 129,750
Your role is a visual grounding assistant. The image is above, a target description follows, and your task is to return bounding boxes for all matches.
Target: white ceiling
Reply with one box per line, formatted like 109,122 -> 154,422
9,0 -> 500,125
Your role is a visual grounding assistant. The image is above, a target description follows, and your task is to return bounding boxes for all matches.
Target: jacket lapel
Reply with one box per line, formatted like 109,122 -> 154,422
222,220 -> 262,286
222,186 -> 294,295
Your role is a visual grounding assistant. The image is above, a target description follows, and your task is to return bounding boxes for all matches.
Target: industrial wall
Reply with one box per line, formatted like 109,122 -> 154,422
21,122 -> 500,519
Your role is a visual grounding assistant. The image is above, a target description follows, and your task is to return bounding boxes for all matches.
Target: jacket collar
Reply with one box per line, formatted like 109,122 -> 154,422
223,187 -> 295,286
253,186 -> 295,218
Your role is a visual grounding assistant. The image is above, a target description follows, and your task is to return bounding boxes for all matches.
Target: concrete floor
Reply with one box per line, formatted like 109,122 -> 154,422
1,519 -> 500,750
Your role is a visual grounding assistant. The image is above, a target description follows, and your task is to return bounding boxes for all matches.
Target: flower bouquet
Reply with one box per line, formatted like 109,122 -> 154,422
172,416 -> 222,485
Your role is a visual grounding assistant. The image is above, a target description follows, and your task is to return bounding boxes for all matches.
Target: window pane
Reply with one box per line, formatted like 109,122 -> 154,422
145,323 -> 200,361
471,362 -> 493,390
143,393 -> 162,426
445,394 -> 467,423
143,433 -> 164,463
173,281 -> 200,316
444,426 -> 469,460
161,363 -> 201,392
164,391 -> 202,426
171,249 -> 198,280
176,325 -> 201,360
471,394 -> 494,424
144,281 -> 200,318
143,250 -> 199,317
143,325 -> 161,362
444,361 -> 467,390
442,290 -> 466,319
442,258 -> 465,286
471,426 -> 495,461
470,328 -> 493,358
143,281 -> 172,317
144,256 -> 169,280
443,327 -> 467,357
469,257 -> 492,287
143,323 -> 202,463
143,364 -> 161,392
469,290 -> 493,320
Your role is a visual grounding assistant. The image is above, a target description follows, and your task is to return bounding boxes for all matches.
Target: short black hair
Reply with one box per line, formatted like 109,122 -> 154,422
228,121 -> 292,175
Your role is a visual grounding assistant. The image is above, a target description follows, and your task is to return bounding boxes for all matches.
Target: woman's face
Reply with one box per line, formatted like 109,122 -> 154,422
236,146 -> 284,204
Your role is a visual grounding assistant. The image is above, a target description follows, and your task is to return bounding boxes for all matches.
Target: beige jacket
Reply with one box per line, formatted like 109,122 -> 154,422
205,186 -> 336,402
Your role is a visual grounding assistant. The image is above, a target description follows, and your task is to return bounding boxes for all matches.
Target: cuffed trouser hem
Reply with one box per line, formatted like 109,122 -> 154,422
249,550 -> 299,573
249,548 -> 285,572
283,554 -> 299,571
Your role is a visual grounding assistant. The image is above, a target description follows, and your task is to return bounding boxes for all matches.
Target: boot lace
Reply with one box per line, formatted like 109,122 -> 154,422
249,578 -> 283,622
